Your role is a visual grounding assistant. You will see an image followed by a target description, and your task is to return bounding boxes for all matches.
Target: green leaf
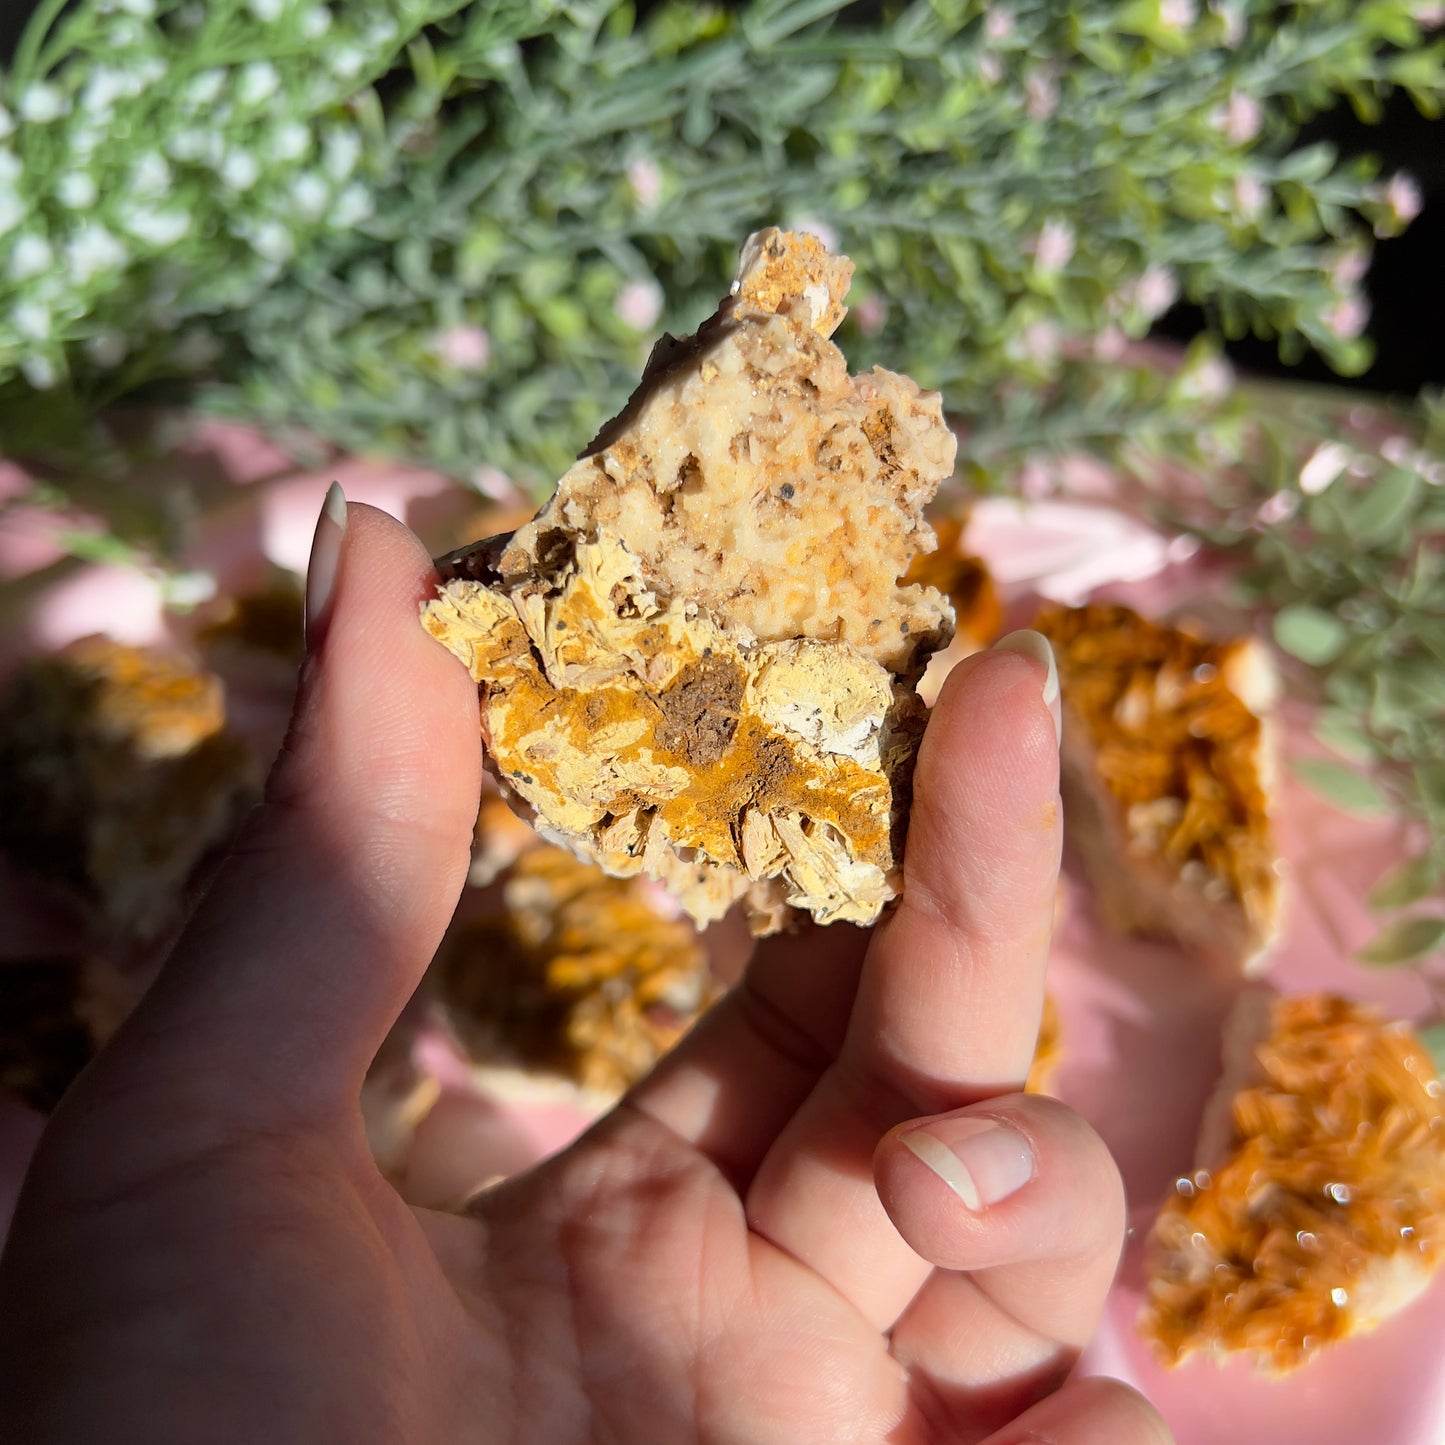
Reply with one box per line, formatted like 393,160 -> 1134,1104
1357,915 -> 1445,967
1312,709 -> 1374,762
1370,855 -> 1442,911
1418,1022 -> 1445,1078
1274,603 -> 1349,666
1293,758 -> 1391,815
1342,467 -> 1420,545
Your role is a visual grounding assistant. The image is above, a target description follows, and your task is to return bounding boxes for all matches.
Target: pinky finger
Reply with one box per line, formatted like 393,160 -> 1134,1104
977,1376 -> 1173,1445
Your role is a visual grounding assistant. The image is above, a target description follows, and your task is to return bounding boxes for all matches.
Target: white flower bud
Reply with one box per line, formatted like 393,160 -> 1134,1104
291,171 -> 330,220
123,207 -> 191,248
20,354 -> 58,389
80,66 -> 132,114
1299,442 -> 1351,496
9,232 -> 53,280
248,0 -> 286,20
330,46 -> 366,79
131,152 -> 172,195
220,151 -> 261,191
301,6 -> 332,38
0,191 -> 23,239
18,84 -> 68,124
322,127 -> 362,180
249,219 -> 294,262
187,69 -> 227,106
329,182 -> 373,227
12,300 -> 52,341
57,171 -> 100,208
271,120 -> 312,161
67,223 -> 129,282
237,61 -> 281,107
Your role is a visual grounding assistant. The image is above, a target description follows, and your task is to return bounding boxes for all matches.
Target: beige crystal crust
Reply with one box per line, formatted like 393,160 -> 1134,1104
424,229 -> 956,932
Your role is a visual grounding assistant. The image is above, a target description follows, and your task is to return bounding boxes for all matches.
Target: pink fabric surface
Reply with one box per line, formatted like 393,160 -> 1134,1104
1,426 -> 1438,1438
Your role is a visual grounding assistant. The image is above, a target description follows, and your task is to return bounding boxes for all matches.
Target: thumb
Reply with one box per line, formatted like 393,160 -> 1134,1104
131,490 -> 481,1118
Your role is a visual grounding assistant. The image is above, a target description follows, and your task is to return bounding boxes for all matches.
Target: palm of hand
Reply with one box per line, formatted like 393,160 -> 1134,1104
0,505 -> 1162,1445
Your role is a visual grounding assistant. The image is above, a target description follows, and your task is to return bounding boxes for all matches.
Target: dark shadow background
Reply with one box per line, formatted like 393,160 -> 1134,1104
3,3 -> 1439,396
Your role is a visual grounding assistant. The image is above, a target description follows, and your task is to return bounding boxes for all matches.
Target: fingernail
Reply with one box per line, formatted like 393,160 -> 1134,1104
901,1117 -> 1035,1211
305,482 -> 348,650
992,629 -> 1061,745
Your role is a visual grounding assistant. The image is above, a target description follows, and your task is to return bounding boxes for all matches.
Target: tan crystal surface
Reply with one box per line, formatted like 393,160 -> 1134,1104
1037,603 -> 1280,969
1141,993 -> 1445,1372
439,846 -> 718,1100
0,638 -> 256,938
424,229 -> 955,931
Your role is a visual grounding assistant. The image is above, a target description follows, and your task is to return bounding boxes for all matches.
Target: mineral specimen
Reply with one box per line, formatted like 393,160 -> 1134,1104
0,638 -> 256,939
1142,992 -> 1445,1372
424,229 -> 956,932
1036,603 -> 1281,970
437,846 -> 718,1103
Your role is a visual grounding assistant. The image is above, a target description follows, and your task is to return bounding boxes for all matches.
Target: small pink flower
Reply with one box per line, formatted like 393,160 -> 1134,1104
1323,295 -> 1369,340
1330,247 -> 1370,289
1159,0 -> 1197,29
1024,68 -> 1058,120
1233,173 -> 1268,219
1031,218 -> 1075,275
853,294 -> 888,337
1416,3 -> 1445,28
1133,264 -> 1178,320
435,325 -> 491,372
1019,320 -> 1061,365
1179,354 -> 1234,401
1384,172 -> 1423,226
1255,490 -> 1298,525
1094,326 -> 1127,361
626,156 -> 662,209
615,278 -> 664,332
978,51 -> 1003,86
984,7 -> 1015,41
1218,91 -> 1263,145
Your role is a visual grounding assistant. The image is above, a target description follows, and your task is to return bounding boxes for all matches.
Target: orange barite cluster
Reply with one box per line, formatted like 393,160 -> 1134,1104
1142,994 -> 1445,1372
0,638 -> 254,938
440,846 -> 718,1099
1037,603 -> 1279,964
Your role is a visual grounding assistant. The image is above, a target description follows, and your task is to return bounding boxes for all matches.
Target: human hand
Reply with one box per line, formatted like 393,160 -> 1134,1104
0,496 -> 1170,1444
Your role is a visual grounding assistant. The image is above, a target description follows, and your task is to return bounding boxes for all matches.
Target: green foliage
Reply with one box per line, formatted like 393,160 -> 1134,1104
1,0 -> 1441,488
2,0 -> 1442,960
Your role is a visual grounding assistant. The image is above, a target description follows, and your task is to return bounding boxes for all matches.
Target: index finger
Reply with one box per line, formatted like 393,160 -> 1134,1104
742,637 -> 1062,1325
849,632 -> 1062,1108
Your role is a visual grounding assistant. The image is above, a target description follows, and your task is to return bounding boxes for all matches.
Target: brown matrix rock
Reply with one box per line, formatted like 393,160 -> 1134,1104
424,229 -> 956,932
